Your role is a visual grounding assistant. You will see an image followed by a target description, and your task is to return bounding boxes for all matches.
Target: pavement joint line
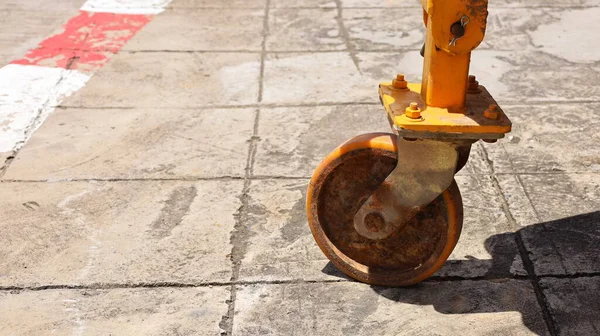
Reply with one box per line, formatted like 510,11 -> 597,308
336,0 -> 362,74
499,99 -> 600,105
54,99 -> 600,111
0,177 -> 246,183
514,232 -> 560,336
257,0 -> 271,103
220,91 -> 264,336
119,47 -> 524,53
76,45 -> 578,54
0,279 -> 350,293
57,101 -> 382,109
3,273 -> 598,293
3,172 -> 600,184
480,143 -> 560,336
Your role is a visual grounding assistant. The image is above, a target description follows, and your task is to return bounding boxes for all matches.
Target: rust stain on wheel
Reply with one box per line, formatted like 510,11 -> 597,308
307,133 -> 463,287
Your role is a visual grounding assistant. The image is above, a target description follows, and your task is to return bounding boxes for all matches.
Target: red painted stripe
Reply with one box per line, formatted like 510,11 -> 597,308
12,11 -> 151,71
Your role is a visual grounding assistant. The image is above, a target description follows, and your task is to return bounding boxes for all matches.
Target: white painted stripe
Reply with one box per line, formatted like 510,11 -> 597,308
80,0 -> 173,14
0,64 -> 89,153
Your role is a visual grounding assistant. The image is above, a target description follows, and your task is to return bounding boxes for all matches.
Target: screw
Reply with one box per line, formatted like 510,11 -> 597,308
483,104 -> 500,120
405,102 -> 421,119
392,73 -> 408,90
468,75 -> 480,93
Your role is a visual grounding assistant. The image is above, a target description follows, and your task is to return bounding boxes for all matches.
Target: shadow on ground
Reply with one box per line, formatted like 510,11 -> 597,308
322,211 -> 600,335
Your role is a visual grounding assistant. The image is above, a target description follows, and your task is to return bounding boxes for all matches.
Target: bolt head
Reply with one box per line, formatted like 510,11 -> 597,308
392,74 -> 408,90
405,103 -> 421,119
484,104 -> 500,120
467,75 -> 480,93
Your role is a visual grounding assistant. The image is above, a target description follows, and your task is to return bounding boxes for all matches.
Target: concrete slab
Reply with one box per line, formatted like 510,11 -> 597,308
252,104 -> 494,178
0,287 -> 229,335
523,210 -> 600,277
458,141 -> 495,176
439,174 -> 526,278
541,277 -> 600,336
237,175 -> 523,282
528,7 -> 600,64
342,7 -> 570,52
257,109 -> 495,175
262,51 -> 402,105
517,173 -> 600,224
263,49 -> 600,105
0,8 -> 80,64
512,174 -> 600,276
485,104 -> 600,174
347,6 -> 600,56
344,8 -> 424,51
123,8 -> 265,51
234,280 -> 548,335
0,180 -> 242,286
64,52 -> 261,108
3,107 -> 254,180
253,104 -> 389,178
356,51 -> 424,84
237,179 -> 339,282
268,8 -> 344,51
495,173 -> 539,228
470,50 -> 600,103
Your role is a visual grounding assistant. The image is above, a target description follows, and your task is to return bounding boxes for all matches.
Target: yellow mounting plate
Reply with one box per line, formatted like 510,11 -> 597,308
380,82 -> 512,136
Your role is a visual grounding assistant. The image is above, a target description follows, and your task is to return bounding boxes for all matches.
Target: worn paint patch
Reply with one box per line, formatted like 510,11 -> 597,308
1,0 -> 164,161
12,11 -> 151,71
0,64 -> 90,153
150,186 -> 198,238
81,0 -> 173,15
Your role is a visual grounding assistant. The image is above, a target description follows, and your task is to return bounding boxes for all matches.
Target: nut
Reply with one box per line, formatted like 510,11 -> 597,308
405,102 -> 421,119
468,75 -> 480,93
392,74 -> 408,90
483,104 -> 500,120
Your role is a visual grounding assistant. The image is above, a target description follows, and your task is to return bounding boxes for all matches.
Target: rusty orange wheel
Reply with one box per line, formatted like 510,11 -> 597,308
307,133 -> 463,287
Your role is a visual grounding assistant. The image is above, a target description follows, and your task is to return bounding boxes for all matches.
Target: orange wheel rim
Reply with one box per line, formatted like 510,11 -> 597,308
307,133 -> 463,287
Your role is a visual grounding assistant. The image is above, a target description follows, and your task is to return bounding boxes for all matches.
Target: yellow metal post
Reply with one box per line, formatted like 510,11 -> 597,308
421,22 -> 471,109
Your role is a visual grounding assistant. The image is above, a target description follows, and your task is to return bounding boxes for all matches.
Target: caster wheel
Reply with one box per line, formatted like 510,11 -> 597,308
307,133 -> 463,287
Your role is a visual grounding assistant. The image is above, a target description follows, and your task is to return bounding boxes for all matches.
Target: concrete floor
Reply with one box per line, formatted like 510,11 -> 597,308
1,0 -> 599,335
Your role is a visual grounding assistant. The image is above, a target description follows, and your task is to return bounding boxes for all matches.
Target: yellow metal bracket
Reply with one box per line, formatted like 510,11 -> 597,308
380,0 -> 511,140
379,81 -> 512,139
